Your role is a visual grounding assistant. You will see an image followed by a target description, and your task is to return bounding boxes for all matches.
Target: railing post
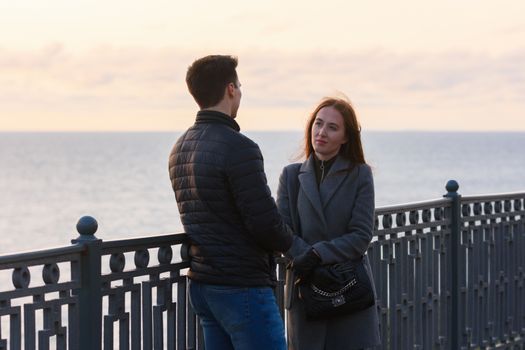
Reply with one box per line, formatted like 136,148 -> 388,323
444,180 -> 461,349
72,216 -> 102,350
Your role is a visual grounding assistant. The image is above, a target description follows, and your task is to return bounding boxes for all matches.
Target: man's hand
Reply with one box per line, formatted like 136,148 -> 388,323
292,248 -> 321,282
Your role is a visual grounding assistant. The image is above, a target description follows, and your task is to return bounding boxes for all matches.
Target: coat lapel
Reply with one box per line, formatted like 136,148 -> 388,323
298,156 -> 325,224
319,156 -> 356,209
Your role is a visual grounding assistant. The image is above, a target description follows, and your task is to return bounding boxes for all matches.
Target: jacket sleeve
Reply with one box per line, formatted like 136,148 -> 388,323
226,143 -> 293,253
276,165 -> 313,259
312,164 -> 375,264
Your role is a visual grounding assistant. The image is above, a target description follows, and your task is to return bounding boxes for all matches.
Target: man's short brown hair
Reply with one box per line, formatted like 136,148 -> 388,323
186,55 -> 238,109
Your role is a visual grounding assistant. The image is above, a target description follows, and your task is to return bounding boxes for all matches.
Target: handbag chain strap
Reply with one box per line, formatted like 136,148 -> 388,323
310,277 -> 357,298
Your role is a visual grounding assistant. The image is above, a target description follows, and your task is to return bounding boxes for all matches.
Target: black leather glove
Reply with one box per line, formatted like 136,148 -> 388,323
292,248 -> 321,282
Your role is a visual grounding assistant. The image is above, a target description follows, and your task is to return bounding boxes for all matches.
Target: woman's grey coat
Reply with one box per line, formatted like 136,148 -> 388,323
277,155 -> 381,350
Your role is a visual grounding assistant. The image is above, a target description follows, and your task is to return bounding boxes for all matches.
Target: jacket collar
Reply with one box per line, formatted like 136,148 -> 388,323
298,154 -> 355,221
298,155 -> 324,224
319,155 -> 355,209
195,110 -> 240,132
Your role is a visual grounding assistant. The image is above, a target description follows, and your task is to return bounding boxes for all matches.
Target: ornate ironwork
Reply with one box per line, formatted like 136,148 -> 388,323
0,182 -> 523,349
0,245 -> 83,349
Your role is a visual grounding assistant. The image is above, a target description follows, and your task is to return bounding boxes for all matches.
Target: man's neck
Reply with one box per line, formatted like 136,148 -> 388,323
204,103 -> 232,118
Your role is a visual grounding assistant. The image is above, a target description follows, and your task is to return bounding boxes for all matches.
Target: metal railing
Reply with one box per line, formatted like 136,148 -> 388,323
0,217 -> 193,350
0,181 -> 523,349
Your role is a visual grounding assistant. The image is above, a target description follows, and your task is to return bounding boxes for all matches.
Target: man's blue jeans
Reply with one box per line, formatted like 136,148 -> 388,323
188,280 -> 287,350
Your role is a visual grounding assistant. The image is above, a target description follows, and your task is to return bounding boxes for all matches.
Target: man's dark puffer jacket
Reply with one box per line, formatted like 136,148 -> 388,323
169,110 -> 293,287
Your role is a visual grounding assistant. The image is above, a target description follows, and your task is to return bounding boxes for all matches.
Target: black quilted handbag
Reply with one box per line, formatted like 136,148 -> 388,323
297,257 -> 375,320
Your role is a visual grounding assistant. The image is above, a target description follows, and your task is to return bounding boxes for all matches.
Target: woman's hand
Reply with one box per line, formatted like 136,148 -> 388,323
292,248 -> 321,282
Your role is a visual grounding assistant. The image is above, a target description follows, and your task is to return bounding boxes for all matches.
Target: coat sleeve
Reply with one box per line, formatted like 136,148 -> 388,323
276,165 -> 312,259
226,142 -> 293,253
312,164 -> 375,264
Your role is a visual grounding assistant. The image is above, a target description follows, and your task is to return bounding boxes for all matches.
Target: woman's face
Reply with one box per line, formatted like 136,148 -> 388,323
311,106 -> 348,161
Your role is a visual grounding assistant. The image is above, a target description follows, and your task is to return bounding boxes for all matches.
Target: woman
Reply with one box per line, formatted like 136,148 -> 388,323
277,97 -> 380,350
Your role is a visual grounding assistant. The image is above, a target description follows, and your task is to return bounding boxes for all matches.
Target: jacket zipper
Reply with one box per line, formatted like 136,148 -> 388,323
320,160 -> 325,182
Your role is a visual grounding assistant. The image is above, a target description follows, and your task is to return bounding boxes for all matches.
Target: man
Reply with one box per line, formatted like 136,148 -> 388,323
169,55 -> 293,350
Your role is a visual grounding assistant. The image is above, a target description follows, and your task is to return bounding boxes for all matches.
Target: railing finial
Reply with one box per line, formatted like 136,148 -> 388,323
74,216 -> 98,241
445,179 -> 459,196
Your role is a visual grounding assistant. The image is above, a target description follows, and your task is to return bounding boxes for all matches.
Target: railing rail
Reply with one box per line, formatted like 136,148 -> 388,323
0,246 -> 85,267
0,181 -> 524,349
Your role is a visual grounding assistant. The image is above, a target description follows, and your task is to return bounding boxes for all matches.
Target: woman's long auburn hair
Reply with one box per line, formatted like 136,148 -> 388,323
304,97 -> 366,165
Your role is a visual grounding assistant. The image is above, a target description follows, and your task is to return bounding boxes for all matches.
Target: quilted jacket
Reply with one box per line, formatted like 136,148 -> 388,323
169,110 -> 293,286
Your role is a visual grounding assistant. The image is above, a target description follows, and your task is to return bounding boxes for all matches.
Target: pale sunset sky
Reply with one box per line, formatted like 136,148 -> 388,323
1,0 -> 524,131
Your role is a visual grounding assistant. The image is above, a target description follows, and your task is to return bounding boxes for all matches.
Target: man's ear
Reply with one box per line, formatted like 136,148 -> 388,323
226,82 -> 235,97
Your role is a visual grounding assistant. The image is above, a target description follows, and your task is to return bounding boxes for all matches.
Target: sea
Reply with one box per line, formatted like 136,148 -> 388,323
1,131 -> 525,255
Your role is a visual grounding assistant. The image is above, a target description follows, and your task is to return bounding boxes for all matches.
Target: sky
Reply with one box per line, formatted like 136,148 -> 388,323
1,0 -> 524,131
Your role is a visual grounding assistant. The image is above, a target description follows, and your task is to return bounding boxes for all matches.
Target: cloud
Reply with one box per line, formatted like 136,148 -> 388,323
1,45 -> 524,130
0,45 -> 195,110
241,48 -> 525,117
